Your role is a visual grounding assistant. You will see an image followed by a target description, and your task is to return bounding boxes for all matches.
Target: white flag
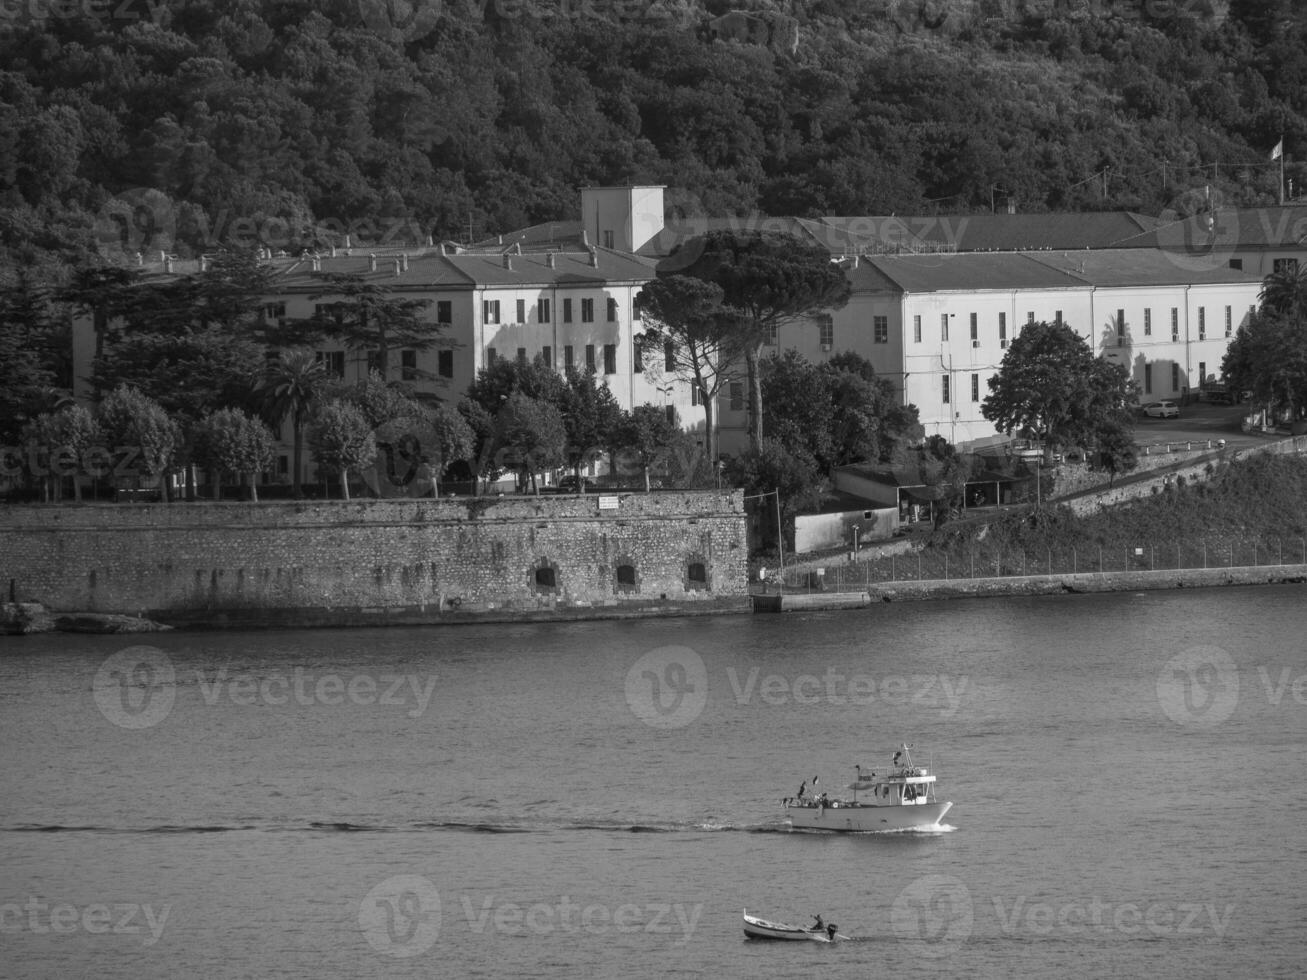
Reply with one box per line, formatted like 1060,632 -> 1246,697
1272,139 -> 1284,161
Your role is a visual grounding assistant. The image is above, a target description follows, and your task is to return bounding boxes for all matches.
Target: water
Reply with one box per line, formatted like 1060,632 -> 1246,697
2,586 -> 1305,978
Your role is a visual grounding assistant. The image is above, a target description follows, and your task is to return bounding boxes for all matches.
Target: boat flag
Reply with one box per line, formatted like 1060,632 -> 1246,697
1272,139 -> 1284,161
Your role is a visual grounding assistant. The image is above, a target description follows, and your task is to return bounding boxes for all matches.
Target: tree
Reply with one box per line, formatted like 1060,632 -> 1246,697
725,437 -> 826,553
559,366 -> 623,487
96,385 -> 181,498
615,404 -> 678,492
194,408 -> 275,502
0,275 -> 67,445
60,267 -> 142,369
257,348 -> 329,497
309,274 -> 435,382
20,404 -> 100,502
1223,311 -> 1307,421
310,400 -> 377,501
635,274 -> 746,464
672,232 -> 851,451
982,320 -> 1135,461
1259,262 -> 1307,320
1095,419 -> 1139,485
494,390 -> 567,494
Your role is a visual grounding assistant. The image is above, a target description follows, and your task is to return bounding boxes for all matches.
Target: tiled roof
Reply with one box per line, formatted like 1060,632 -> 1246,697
269,247 -> 655,291
1118,205 -> 1307,251
1025,249 -> 1265,287
857,252 -> 1085,292
817,211 -> 1161,253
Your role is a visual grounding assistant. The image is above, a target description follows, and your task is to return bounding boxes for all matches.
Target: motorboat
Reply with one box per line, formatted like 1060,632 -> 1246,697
783,744 -> 952,832
742,909 -> 846,942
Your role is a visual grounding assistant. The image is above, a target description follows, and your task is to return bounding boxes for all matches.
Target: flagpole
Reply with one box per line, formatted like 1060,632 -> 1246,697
1281,135 -> 1286,205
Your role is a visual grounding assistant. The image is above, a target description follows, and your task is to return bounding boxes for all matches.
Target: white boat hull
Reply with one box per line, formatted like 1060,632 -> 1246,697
786,800 -> 952,832
743,911 -> 846,942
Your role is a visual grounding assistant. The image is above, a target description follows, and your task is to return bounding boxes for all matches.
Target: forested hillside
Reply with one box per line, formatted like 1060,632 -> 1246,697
2,0 -> 1305,276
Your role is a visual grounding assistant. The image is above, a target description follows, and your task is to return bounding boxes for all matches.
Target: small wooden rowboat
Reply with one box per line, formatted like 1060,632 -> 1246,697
743,909 -> 847,942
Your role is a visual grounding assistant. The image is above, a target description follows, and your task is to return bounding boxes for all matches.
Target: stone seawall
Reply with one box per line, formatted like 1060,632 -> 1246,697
865,564 -> 1307,602
0,492 -> 749,627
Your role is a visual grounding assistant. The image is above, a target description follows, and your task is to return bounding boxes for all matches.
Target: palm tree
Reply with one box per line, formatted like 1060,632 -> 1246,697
258,348 -> 328,497
1260,262 -> 1307,320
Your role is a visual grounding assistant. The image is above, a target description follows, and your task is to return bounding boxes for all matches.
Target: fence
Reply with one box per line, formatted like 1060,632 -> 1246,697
774,537 -> 1307,593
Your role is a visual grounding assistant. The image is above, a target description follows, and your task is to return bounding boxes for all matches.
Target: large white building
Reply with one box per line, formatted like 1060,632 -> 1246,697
73,187 -> 1295,483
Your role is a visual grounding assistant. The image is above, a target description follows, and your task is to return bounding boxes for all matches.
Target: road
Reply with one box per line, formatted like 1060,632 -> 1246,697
1133,400 -> 1275,452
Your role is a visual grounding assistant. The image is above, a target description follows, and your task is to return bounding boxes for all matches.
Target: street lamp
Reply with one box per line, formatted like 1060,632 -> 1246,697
852,523 -> 860,561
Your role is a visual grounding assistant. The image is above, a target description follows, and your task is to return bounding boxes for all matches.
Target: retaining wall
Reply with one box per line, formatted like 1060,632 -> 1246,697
0,492 -> 750,627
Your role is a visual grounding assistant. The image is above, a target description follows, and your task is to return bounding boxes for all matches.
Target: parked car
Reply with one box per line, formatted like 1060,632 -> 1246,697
1141,400 -> 1179,418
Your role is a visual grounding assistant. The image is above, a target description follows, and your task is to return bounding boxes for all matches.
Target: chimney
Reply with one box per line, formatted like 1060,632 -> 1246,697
159,250 -> 167,264
199,255 -> 208,272
393,258 -> 401,276
439,242 -> 448,256
330,244 -> 337,258
312,254 -> 321,272
164,255 -> 174,273
588,248 -> 598,268
581,229 -> 589,246
545,252 -> 555,269
401,253 -> 409,272
345,234 -> 352,248
426,235 -> 433,246
497,234 -> 503,245
135,252 -> 143,266
1007,198 -> 1016,215
502,254 -> 513,270
368,253 -> 377,272
511,242 -> 522,254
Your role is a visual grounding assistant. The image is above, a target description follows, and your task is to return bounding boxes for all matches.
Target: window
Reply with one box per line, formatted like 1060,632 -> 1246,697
1116,309 -> 1125,344
1198,307 -> 1206,340
1225,306 -> 1232,337
367,349 -> 382,374
564,345 -> 574,369
765,323 -> 778,345
316,350 -> 344,378
615,563 -> 637,589
585,344 -> 596,371
263,302 -> 286,322
664,340 -> 675,372
632,337 -> 642,373
437,300 -> 452,324
998,312 -> 1007,348
314,302 -> 343,325
940,314 -> 949,342
691,384 -> 700,407
437,349 -> 453,379
563,298 -> 573,323
1054,310 -> 1063,327
1229,258 -> 1243,271
941,375 -> 950,404
603,343 -> 616,375
913,315 -> 922,343
1171,363 -> 1180,391
516,347 -> 527,364
542,345 -> 553,369
486,347 -> 497,366
1170,308 -> 1179,341
1144,308 -> 1152,336
1274,257 -> 1300,274
603,230 -> 614,249
969,312 -> 978,342
483,299 -> 500,323
664,404 -> 675,424
971,373 -> 980,402
1198,361 -> 1206,386
1144,363 -> 1152,394
401,349 -> 417,381
581,298 -> 594,323
1027,311 -> 1035,324
873,315 -> 888,344
729,382 -> 744,411
534,565 -> 557,591
516,299 -> 526,324
685,561 -> 708,590
538,298 -> 550,323
818,314 -> 834,348
607,297 -> 618,322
